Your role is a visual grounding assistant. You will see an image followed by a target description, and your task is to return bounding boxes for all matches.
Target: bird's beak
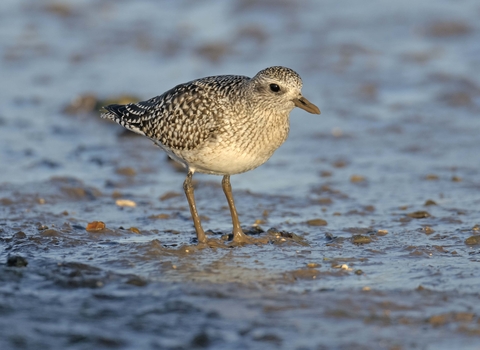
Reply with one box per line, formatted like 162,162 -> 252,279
293,96 -> 321,114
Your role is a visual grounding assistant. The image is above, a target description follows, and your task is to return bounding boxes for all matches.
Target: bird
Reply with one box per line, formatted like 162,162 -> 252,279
101,66 -> 320,245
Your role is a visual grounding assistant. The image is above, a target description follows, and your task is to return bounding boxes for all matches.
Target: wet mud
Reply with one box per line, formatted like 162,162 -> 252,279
1,0 -> 480,349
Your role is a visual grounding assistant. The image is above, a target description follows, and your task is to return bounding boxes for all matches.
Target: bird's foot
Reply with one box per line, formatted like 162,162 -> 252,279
193,229 -> 269,247
229,228 -> 268,246
198,237 -> 229,249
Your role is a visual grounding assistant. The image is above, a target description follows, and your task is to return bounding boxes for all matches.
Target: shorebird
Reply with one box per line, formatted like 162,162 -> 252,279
101,66 -> 320,244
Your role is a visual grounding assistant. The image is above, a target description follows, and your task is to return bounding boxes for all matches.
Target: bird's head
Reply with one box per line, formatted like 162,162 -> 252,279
251,66 -> 320,115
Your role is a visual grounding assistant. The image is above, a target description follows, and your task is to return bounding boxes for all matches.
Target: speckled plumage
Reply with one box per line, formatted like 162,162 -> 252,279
101,66 -> 320,244
101,66 -> 318,176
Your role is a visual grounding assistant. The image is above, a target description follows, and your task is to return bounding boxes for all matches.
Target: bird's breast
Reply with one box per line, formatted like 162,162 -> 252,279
177,111 -> 290,175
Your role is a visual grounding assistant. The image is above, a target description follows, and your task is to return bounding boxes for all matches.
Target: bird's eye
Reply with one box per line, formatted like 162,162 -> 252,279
269,84 -> 280,92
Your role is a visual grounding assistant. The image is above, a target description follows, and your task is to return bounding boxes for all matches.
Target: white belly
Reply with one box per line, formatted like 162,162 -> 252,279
174,142 -> 276,175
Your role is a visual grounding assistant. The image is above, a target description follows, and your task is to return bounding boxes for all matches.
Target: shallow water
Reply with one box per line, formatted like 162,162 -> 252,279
1,0 -> 480,349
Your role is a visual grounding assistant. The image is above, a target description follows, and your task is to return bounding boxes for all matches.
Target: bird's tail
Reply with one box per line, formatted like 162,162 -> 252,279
100,104 -> 146,136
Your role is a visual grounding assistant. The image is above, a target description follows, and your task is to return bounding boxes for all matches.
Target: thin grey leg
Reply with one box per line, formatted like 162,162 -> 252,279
183,171 -> 207,243
221,175 -> 251,243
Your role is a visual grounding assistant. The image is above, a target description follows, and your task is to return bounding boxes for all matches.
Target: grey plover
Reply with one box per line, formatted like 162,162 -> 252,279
101,66 -> 320,244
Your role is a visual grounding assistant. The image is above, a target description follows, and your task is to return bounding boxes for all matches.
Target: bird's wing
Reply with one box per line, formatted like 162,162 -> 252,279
101,82 -> 220,151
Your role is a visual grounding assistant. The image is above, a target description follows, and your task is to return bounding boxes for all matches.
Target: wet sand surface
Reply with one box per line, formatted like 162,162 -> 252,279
1,1 -> 480,349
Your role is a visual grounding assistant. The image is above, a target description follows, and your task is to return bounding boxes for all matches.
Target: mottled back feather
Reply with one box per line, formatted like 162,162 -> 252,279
101,76 -> 248,151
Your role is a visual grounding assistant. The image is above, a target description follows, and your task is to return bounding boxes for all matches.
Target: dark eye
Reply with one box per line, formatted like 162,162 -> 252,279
269,84 -> 280,92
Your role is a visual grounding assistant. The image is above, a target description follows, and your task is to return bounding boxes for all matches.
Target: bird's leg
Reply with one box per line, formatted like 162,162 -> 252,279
183,171 -> 207,243
221,175 -> 252,243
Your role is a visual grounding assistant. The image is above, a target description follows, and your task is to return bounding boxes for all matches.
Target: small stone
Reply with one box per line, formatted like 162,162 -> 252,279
125,276 -> 147,287
407,211 -> 431,219
315,197 -> 333,205
86,221 -> 106,232
426,21 -> 472,37
320,171 -> 332,177
421,226 -> 435,235
149,213 -> 170,220
428,314 -> 448,327
129,227 -> 140,234
306,262 -> 320,268
306,219 -> 328,226
451,176 -> 462,182
115,199 -> 136,207
424,199 -> 437,206
425,174 -> 439,180
352,235 -> 372,244
350,174 -> 366,183
116,167 -> 136,176
290,268 -> 320,280
40,229 -> 62,237
0,198 -> 14,205
442,92 -> 472,107
13,231 -> 27,239
7,255 -> 28,267
61,187 -> 87,199
465,236 -> 480,245
190,331 -> 211,348
377,229 -> 388,236
333,160 -> 347,168
453,312 -> 474,322
112,190 -> 123,198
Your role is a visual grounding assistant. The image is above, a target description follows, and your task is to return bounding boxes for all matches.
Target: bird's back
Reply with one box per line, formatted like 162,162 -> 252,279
101,75 -> 249,152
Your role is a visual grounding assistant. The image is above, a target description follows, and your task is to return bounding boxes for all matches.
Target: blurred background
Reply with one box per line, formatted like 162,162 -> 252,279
1,0 -> 479,187
1,1 -> 480,349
